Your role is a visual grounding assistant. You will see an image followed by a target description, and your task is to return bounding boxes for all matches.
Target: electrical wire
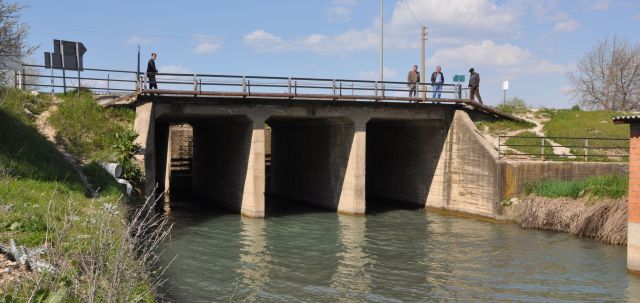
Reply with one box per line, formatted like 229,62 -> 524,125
399,0 -> 426,28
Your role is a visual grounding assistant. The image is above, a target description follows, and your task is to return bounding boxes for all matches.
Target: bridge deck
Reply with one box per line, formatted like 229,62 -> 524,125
139,89 -> 519,121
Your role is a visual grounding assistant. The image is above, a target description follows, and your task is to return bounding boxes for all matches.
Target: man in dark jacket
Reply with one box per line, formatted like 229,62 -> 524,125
431,66 -> 444,98
468,68 -> 482,104
147,53 -> 158,90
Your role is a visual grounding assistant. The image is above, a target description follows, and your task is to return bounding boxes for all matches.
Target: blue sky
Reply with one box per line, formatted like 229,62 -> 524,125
19,0 -> 640,108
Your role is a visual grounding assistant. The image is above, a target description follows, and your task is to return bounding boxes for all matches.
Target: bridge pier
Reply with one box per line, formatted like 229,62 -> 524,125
338,118 -> 366,215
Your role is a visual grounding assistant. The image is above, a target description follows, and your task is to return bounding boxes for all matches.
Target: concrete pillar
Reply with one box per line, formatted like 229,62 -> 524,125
338,118 -> 366,215
242,118 -> 266,218
133,102 -> 156,198
629,124 -> 640,274
154,122 -> 170,196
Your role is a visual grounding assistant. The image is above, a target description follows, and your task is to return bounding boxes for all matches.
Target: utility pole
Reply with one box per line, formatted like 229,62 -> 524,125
420,26 -> 427,98
380,0 -> 384,83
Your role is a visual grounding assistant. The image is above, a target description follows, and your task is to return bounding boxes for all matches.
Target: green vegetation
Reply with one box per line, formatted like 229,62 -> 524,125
524,175 -> 628,199
504,131 -> 555,158
49,91 -> 135,161
543,108 -> 629,161
475,119 -> 535,134
0,88 -> 161,302
495,97 -> 529,115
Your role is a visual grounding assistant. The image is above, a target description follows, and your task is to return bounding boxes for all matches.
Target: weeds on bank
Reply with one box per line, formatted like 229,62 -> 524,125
524,175 -> 628,199
475,119 -> 535,134
1,88 -> 169,301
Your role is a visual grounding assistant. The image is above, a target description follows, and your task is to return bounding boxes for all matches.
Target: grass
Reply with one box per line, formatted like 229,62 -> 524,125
543,108 -> 629,161
476,119 -> 535,134
503,131 -> 556,158
524,175 -> 628,199
49,91 -> 135,162
0,88 -> 162,302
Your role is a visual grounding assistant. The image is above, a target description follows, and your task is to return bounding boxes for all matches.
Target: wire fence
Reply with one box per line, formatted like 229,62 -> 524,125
498,135 -> 629,162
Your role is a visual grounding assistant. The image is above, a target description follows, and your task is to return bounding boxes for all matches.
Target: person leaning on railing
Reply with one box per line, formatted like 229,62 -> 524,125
147,52 -> 158,90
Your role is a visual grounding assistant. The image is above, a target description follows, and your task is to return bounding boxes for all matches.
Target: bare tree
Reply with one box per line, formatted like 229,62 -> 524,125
567,37 -> 640,111
0,1 -> 35,86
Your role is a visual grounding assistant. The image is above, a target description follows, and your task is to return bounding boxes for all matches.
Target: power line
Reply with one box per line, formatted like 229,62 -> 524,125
30,25 -> 423,42
399,0 -> 426,28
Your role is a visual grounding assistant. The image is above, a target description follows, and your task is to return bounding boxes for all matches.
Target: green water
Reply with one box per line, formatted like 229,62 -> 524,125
160,205 -> 640,302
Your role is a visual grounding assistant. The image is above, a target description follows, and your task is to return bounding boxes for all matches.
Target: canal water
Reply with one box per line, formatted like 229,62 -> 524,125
160,204 -> 640,302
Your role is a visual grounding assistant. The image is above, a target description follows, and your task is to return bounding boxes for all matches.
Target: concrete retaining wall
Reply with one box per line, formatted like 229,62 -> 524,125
426,111 -> 501,218
426,110 -> 629,220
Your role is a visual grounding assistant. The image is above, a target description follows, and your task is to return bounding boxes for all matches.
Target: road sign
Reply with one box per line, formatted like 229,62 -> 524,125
453,75 -> 465,82
502,80 -> 509,90
44,40 -> 86,71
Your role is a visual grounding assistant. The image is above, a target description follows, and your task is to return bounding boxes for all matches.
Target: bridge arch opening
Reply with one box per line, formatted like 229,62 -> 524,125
266,116 -> 355,215
365,118 -> 448,212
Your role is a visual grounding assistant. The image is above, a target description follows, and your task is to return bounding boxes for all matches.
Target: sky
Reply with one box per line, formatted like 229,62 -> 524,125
17,0 -> 640,108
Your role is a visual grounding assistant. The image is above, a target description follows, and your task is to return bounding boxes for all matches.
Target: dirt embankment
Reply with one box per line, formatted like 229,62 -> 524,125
514,197 -> 627,245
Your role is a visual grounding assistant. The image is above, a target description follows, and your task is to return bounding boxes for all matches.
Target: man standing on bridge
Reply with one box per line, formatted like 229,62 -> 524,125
407,65 -> 420,98
468,68 -> 482,104
431,66 -> 444,99
147,52 -> 158,90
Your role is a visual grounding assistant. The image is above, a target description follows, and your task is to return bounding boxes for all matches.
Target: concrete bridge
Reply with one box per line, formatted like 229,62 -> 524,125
133,89 -> 515,218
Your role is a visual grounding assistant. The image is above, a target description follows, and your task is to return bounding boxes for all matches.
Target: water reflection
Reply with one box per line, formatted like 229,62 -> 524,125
330,215 -> 372,301
235,218 -> 271,301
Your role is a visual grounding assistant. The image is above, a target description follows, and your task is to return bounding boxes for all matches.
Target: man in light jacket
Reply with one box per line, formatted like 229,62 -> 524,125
407,65 -> 420,97
468,68 -> 482,104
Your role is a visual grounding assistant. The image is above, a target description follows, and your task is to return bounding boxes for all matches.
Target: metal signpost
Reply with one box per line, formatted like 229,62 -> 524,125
453,74 -> 465,99
44,40 -> 87,94
502,80 -> 509,105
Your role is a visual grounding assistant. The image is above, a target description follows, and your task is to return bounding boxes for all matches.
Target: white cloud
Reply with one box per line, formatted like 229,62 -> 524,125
388,0 -> 520,33
429,40 -> 531,67
327,0 -> 358,22
125,35 -> 151,46
243,29 -> 379,54
244,0 -> 523,54
358,67 -> 397,81
553,19 -> 579,32
585,0 -> 611,11
428,40 -> 566,77
192,35 -> 222,54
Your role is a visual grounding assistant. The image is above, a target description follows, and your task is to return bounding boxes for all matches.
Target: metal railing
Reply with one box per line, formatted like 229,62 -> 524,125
498,135 -> 629,161
17,64 -> 469,102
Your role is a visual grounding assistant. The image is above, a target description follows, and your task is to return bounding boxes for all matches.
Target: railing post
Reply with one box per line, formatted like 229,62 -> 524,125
585,139 -> 589,162
541,138 -> 545,158
21,68 -> 26,91
332,79 -> 336,96
374,81 -> 378,98
17,69 -> 22,90
381,83 -> 385,101
107,74 -> 110,94
339,82 -> 342,97
13,70 -> 17,89
288,77 -> 292,94
193,74 -> 198,92
294,80 -> 297,96
242,76 -> 247,93
247,80 -> 251,95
